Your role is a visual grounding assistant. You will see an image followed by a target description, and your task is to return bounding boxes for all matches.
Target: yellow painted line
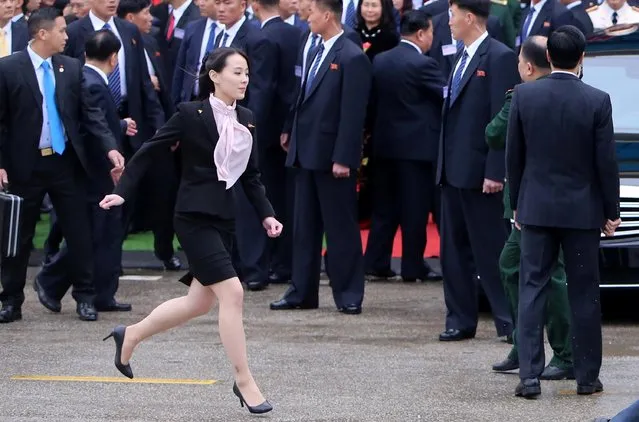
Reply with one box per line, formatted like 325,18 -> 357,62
10,375 -> 219,385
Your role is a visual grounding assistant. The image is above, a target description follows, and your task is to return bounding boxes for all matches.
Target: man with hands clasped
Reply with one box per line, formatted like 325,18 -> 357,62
0,7 -> 125,323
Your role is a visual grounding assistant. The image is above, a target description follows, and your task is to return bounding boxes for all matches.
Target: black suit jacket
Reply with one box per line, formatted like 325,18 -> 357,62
429,13 -> 504,81
285,34 -> 372,171
0,52 -> 118,182
569,2 -> 594,36
113,101 -> 275,221
436,36 -> 520,189
171,17 -> 208,104
11,21 -> 29,53
143,31 -> 175,118
506,72 -> 619,229
258,17 -> 301,148
153,1 -> 201,85
371,42 -> 445,162
64,16 -> 165,149
519,0 -> 574,40
82,66 -> 126,198
420,0 -> 448,17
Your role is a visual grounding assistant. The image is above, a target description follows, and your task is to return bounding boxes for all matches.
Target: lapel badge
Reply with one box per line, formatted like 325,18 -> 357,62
155,51 -> 161,57
543,21 -> 550,27
132,38 -> 137,46
58,65 -> 64,73
476,69 -> 486,77
248,123 -> 255,128
198,109 -> 203,114
330,63 -> 338,71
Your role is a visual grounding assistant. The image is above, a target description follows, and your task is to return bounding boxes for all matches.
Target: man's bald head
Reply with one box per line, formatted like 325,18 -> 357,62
521,35 -> 551,71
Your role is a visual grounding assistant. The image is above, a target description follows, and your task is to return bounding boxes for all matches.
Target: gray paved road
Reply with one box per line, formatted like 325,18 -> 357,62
0,269 -> 637,422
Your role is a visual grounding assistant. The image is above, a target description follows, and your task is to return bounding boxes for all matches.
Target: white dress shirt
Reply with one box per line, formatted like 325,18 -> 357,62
400,39 -> 422,54
284,15 -> 296,25
452,31 -> 489,79
566,0 -> 582,9
89,11 -> 127,97
169,0 -> 193,26
144,49 -> 156,77
193,18 -> 220,95
302,32 -> 321,74
1,21 -> 12,55
588,1 -> 639,29
27,46 -> 67,149
219,15 -> 246,47
84,63 -> 109,84
304,30 -> 344,84
523,0 -> 548,38
11,13 -> 24,22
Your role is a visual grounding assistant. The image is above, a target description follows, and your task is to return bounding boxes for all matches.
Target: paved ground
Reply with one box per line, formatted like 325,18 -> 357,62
1,267 -> 638,422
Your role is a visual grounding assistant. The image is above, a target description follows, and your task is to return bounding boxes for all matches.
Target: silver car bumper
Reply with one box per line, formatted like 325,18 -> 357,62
600,181 -> 639,247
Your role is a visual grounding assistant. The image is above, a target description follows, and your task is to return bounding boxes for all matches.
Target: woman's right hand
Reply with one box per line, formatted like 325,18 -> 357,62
100,194 -> 125,209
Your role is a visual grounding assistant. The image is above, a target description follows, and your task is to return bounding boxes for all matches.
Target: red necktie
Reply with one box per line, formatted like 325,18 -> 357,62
166,13 -> 175,41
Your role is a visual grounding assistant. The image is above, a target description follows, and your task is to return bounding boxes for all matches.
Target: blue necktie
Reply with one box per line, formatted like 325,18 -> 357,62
217,32 -> 229,48
305,43 -> 324,97
345,0 -> 356,28
103,23 -> 122,107
306,34 -> 319,68
450,50 -> 468,102
205,23 -> 217,52
521,6 -> 536,42
41,61 -> 65,154
456,39 -> 463,52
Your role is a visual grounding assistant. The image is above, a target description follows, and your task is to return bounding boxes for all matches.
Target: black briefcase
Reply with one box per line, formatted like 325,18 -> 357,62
0,190 -> 23,258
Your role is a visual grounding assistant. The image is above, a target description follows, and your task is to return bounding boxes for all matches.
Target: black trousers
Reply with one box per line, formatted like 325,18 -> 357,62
440,185 -> 512,336
283,169 -> 364,308
364,159 -> 435,278
0,153 -> 94,308
38,203 -> 123,307
518,225 -> 602,384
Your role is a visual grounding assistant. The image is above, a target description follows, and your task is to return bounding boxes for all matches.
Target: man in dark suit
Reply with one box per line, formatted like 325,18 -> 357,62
421,0 -> 448,16
119,0 -> 182,270
0,0 -> 28,56
279,0 -> 309,30
152,0 -> 200,84
271,0 -> 371,314
171,0 -> 222,104
428,9 -> 504,80
0,8 -> 124,323
506,25 -> 620,398
37,29 -> 136,313
436,0 -> 519,341
233,0 -> 300,290
11,0 -> 26,23
560,0 -> 594,35
365,10 -> 445,282
517,0 -> 574,47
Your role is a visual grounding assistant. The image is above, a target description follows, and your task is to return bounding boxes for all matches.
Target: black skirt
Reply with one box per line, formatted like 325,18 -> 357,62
173,212 -> 237,286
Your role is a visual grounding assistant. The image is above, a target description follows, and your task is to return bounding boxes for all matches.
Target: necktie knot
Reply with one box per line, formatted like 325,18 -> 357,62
103,22 -> 111,30
41,60 -> 51,70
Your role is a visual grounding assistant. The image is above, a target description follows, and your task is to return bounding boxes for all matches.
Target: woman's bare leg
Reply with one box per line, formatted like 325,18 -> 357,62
211,277 -> 266,406
120,278 -> 216,364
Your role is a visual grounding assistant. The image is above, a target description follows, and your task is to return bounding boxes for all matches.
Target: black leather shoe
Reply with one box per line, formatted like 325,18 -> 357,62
268,273 -> 290,284
163,256 -> 182,271
269,299 -> 318,310
34,278 -> 61,313
439,328 -> 476,341
403,270 -> 443,282
515,378 -> 541,398
246,281 -> 268,291
0,305 -> 22,323
232,382 -> 272,414
540,365 -> 575,380
77,303 -> 98,321
365,269 -> 397,281
577,379 -> 604,395
96,302 -> 132,312
492,357 -> 519,372
338,304 -> 362,315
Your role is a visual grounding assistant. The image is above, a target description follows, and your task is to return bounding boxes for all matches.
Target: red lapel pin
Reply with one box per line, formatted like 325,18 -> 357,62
476,69 -> 486,77
330,63 -> 338,70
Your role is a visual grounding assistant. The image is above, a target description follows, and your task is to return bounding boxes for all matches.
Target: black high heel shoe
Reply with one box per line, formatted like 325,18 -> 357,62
232,382 -> 273,414
102,325 -> 134,379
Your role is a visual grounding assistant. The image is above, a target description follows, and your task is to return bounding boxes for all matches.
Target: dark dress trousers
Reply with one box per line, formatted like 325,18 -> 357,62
281,33 -> 372,309
0,51 -> 118,309
38,66 -> 126,308
113,101 -> 275,286
232,17 -> 301,285
506,72 -> 619,384
365,42 -> 445,278
436,35 -> 520,337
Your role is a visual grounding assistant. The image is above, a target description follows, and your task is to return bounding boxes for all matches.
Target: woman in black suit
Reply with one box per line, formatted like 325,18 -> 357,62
100,48 -> 281,415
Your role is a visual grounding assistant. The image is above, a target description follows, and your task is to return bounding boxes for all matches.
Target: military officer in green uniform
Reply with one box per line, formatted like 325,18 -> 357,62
490,0 -> 522,48
485,35 -> 574,380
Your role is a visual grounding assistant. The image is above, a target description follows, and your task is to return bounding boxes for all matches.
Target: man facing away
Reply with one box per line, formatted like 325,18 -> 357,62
485,35 -> 574,381
506,25 -> 621,398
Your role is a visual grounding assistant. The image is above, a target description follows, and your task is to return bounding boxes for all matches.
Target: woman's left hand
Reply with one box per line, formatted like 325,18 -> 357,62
262,217 -> 283,238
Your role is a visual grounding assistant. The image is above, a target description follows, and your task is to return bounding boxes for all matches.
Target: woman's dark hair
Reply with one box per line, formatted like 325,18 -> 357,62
356,0 -> 397,33
196,47 -> 250,100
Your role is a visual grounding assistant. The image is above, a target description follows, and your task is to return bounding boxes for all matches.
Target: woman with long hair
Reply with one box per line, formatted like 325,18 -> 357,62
100,48 -> 281,415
